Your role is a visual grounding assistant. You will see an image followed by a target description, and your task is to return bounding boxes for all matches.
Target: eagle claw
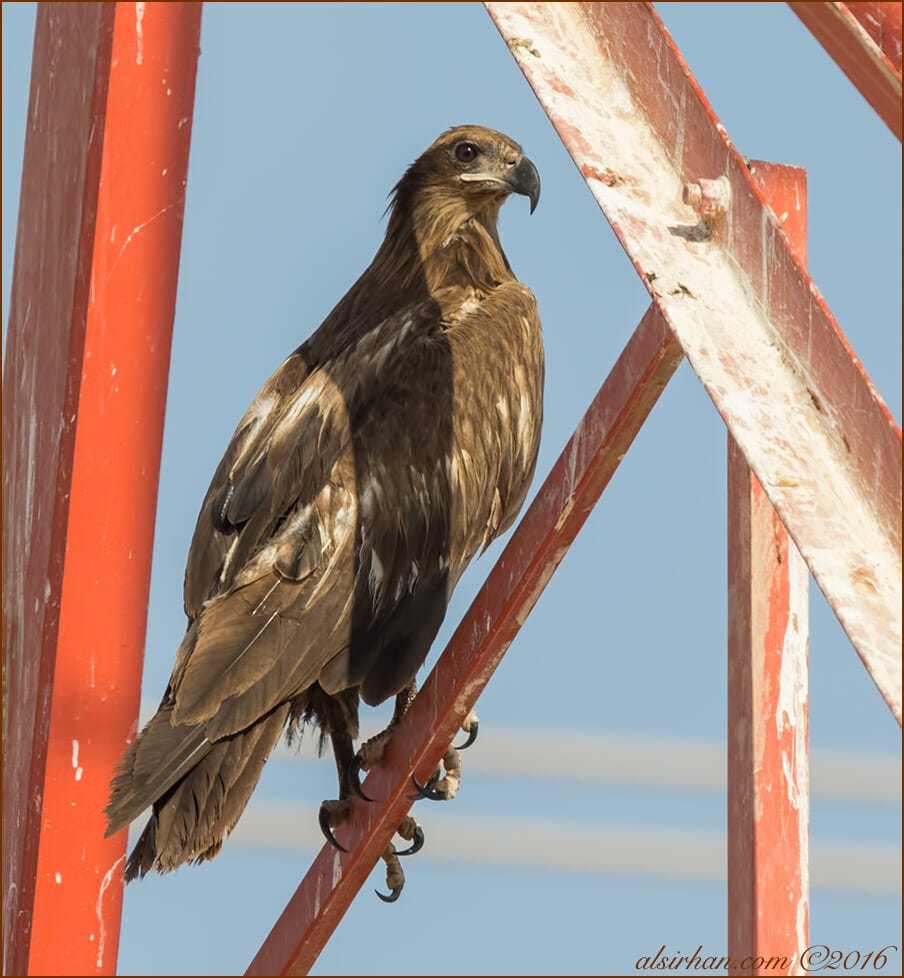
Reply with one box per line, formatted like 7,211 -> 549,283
349,755 -> 374,802
395,824 -> 425,856
454,716 -> 479,751
410,772 -> 447,801
318,800 -> 349,852
375,885 -> 403,903
409,741 -> 464,802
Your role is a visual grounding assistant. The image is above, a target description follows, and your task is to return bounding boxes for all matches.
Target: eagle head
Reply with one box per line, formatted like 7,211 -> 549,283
394,125 -> 541,222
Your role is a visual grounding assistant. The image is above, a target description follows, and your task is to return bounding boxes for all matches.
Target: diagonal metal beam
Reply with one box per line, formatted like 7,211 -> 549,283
246,307 -> 683,975
485,1 -> 902,722
788,2 -> 902,140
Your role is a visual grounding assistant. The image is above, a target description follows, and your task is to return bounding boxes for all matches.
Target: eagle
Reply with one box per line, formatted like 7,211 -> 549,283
106,125 -> 543,899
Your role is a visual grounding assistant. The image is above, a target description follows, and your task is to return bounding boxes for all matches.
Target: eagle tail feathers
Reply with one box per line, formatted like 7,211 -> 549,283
109,705 -> 289,880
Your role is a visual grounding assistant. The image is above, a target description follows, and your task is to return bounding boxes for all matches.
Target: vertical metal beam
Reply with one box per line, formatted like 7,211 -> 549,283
3,7 -> 116,972
246,308 -> 684,976
728,163 -> 810,976
2,3 -> 201,974
788,2 -> 902,140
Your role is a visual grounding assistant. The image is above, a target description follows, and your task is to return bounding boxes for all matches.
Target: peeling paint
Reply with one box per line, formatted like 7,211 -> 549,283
135,2 -> 144,65
775,564 -> 809,811
95,857 -> 124,968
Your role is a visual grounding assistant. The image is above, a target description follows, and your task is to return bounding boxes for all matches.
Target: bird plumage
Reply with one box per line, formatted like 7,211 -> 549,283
106,125 -> 544,880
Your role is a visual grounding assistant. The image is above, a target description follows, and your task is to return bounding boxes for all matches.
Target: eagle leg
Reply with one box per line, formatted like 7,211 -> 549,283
349,680 -> 418,797
320,686 -> 427,871
318,718 -> 358,851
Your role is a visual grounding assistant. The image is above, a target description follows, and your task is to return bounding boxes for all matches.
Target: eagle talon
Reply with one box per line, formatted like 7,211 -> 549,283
454,717 -> 479,751
395,824 -> 425,856
375,885 -> 403,903
408,768 -> 441,800
349,755 -> 374,802
318,804 -> 348,852
410,773 -> 448,801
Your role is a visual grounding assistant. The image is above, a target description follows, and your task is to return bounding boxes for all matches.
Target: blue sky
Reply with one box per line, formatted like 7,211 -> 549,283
3,3 -> 900,975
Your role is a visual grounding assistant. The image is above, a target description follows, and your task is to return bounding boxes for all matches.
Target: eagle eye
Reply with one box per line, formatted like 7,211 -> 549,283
453,141 -> 479,164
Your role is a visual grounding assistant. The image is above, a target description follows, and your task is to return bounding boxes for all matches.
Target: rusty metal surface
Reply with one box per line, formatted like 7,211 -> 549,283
2,3 -> 202,974
789,1 -> 902,140
727,164 -> 810,978
847,1 -> 903,69
2,6 -> 116,973
246,307 -> 684,975
485,1 -> 902,722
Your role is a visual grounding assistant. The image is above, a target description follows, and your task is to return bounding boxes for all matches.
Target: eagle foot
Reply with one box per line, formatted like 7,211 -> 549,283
348,726 -> 395,800
350,681 -> 420,801
318,798 -> 351,852
410,743 -> 462,802
374,816 -> 423,901
394,814 -> 424,856
409,712 -> 475,800
375,843 -> 406,903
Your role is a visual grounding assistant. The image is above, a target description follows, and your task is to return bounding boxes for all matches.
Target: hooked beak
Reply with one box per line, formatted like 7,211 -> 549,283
460,154 -> 542,214
505,155 -> 541,214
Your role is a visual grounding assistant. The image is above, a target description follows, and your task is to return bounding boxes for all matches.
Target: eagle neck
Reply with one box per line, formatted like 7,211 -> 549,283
378,197 -> 513,295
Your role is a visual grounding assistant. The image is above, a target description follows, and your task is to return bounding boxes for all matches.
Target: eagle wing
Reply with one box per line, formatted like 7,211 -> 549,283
108,282 -> 542,831
169,297 -> 458,733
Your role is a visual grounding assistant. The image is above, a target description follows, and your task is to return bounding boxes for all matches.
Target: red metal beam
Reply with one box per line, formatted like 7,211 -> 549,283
847,1 -> 903,68
485,2 -> 902,722
3,6 -> 117,971
246,308 -> 684,975
728,163 -> 810,977
1,3 -> 201,974
789,2 -> 903,140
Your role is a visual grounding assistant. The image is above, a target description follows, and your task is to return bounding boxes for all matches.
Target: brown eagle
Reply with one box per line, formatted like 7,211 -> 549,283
106,125 -> 543,897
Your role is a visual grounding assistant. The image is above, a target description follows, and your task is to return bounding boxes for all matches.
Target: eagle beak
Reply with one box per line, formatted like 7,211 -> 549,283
460,155 -> 542,214
506,155 -> 541,214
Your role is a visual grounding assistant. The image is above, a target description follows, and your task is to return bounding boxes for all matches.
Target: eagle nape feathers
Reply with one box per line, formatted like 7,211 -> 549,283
105,125 -> 544,899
